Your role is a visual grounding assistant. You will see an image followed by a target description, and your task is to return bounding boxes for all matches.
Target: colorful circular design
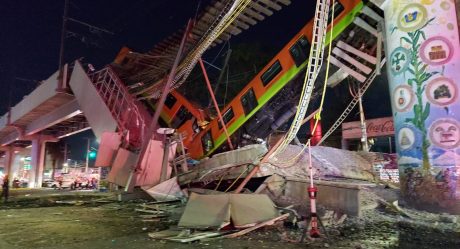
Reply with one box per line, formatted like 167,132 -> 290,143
439,17 -> 447,24
393,85 -> 415,112
425,77 -> 458,107
429,118 -> 460,149
398,125 -> 417,150
397,3 -> 428,32
420,36 -> 454,66
421,0 -> 435,5
441,1 -> 451,10
390,47 -> 411,75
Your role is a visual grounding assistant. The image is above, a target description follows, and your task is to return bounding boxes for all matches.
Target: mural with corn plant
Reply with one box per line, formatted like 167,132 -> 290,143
392,17 -> 438,175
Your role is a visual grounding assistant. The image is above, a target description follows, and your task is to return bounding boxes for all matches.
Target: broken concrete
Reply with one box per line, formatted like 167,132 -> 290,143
142,177 -> 185,201
178,193 -> 279,229
197,144 -> 267,170
261,145 -> 378,181
177,144 -> 267,186
257,174 -> 376,217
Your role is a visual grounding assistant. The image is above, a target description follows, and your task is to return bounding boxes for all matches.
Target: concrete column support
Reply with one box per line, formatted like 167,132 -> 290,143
28,134 -> 58,188
29,139 -> 46,188
384,0 -> 460,213
3,147 -> 14,176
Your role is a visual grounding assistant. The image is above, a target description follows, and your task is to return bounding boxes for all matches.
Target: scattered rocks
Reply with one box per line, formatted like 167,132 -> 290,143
439,214 -> 458,224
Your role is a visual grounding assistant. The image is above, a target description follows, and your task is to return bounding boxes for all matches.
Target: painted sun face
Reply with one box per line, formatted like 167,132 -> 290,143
430,119 -> 460,149
434,125 -> 458,143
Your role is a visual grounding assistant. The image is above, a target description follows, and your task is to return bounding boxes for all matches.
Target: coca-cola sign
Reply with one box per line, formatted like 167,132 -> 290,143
342,117 -> 395,139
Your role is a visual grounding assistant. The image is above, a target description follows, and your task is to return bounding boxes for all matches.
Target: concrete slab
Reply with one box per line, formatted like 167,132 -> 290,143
178,193 -> 279,229
259,175 -> 376,217
198,144 -> 267,171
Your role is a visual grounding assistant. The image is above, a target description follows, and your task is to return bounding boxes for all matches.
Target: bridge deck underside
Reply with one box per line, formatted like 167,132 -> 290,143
0,93 -> 76,144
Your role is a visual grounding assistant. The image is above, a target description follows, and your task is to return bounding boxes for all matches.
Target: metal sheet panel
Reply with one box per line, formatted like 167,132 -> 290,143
107,148 -> 138,187
69,61 -> 118,140
94,132 -> 121,167
135,139 -> 177,186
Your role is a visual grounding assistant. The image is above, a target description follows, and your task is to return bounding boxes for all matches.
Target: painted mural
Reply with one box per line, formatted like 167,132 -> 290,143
385,0 -> 460,212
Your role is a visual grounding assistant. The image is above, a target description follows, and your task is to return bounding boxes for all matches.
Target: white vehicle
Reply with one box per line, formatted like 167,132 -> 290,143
49,179 -> 74,189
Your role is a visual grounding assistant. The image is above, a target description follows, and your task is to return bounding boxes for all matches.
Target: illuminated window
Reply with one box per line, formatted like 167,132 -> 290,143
289,36 -> 311,67
328,1 -> 345,25
261,60 -> 282,86
201,130 -> 214,154
241,88 -> 258,115
218,108 -> 235,129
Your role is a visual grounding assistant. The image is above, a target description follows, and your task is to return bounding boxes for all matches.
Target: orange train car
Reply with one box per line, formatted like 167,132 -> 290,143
112,47 -> 208,148
187,0 -> 367,159
160,90 -> 208,147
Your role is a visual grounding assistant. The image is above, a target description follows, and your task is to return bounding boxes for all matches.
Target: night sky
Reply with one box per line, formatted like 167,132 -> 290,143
0,0 -> 312,113
0,1 -> 391,159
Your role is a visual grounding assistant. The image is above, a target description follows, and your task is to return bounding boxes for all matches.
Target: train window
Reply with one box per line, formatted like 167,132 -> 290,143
241,88 -> 258,115
328,1 -> 345,25
218,107 -> 235,129
164,94 -> 177,109
171,106 -> 192,128
261,60 -> 282,86
201,130 -> 214,154
289,36 -> 311,67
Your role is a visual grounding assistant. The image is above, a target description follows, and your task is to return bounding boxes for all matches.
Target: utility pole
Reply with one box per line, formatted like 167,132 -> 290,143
357,88 -> 369,152
349,80 -> 369,152
58,0 -> 69,90
63,143 -> 68,162
126,20 -> 193,192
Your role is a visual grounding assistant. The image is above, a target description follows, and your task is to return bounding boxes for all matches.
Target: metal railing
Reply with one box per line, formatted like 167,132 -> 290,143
89,66 -> 150,148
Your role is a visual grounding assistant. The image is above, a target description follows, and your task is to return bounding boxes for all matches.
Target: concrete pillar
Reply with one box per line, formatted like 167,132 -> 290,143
4,147 -> 14,176
2,147 -> 14,187
11,153 -> 22,182
384,0 -> 460,213
29,139 -> 46,188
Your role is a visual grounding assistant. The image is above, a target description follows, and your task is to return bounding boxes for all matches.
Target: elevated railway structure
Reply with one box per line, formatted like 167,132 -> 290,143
141,0 -> 385,160
0,0 -> 385,189
0,0 -> 291,188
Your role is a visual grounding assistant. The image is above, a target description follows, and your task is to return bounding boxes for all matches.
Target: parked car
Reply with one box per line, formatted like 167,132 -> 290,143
49,179 -> 74,189
42,180 -> 54,188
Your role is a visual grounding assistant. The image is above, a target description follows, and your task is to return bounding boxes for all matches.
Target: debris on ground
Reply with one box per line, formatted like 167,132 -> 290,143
146,193 -> 290,243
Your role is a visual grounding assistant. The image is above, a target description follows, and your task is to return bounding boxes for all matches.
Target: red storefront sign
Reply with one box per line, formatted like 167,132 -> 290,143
342,117 -> 394,139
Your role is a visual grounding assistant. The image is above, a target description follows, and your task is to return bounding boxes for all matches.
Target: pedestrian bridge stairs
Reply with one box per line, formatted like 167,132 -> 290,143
69,61 -> 151,149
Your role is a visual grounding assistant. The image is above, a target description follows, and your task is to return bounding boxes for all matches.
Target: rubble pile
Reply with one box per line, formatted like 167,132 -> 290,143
262,145 -> 377,181
130,144 -> 458,247
146,193 -> 290,243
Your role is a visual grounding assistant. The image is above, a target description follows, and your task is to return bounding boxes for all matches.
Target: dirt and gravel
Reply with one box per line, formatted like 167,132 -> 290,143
0,188 -> 459,249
